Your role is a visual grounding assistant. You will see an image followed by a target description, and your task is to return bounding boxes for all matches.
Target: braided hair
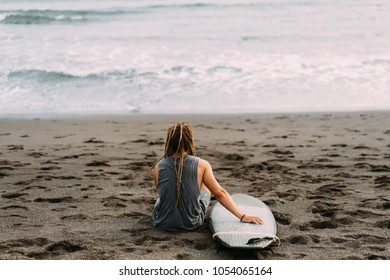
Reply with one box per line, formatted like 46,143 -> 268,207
162,122 -> 196,208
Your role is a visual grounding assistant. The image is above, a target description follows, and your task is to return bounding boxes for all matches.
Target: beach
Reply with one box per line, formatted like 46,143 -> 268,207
0,112 -> 389,260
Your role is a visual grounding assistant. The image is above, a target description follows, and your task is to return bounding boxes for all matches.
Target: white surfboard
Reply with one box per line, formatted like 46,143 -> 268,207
210,193 -> 279,249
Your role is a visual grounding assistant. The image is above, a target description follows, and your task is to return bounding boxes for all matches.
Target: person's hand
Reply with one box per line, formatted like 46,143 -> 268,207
241,214 -> 264,225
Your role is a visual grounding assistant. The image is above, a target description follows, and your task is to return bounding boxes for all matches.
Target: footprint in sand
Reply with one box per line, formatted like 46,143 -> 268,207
224,153 -> 245,161
287,235 -> 309,245
86,160 -> 110,167
310,220 -> 339,229
310,201 -> 342,218
300,220 -> 338,230
374,220 -> 390,229
0,171 -> 10,178
307,184 -> 348,199
101,196 -> 128,208
34,196 -> 77,203
83,138 -> 105,144
27,152 -> 48,158
374,176 -> 390,188
45,241 -> 84,255
175,253 -> 193,260
366,254 -> 387,260
344,233 -> 387,244
1,192 -> 28,199
148,139 -> 164,146
276,189 -> 299,201
0,238 -> 59,259
346,209 -> 384,219
61,214 -> 90,221
330,237 -> 350,244
40,166 -> 61,171
1,205 -> 29,210
7,145 -> 24,151
272,211 -> 292,225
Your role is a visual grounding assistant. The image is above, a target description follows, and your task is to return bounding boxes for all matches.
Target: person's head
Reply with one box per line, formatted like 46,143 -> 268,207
159,122 -> 195,208
164,122 -> 196,157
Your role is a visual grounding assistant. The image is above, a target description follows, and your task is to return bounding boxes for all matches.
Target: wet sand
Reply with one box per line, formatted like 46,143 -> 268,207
0,112 -> 389,260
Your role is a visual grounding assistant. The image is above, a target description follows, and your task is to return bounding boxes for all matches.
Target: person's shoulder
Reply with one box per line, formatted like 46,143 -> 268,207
197,157 -> 212,169
153,156 -> 167,169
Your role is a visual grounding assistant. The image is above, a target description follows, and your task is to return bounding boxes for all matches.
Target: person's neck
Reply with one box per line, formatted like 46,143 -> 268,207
171,151 -> 188,157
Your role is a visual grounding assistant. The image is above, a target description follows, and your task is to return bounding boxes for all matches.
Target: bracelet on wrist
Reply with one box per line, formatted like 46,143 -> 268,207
240,214 -> 246,222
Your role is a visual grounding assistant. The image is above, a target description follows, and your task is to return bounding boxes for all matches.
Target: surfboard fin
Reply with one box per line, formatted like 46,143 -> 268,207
246,237 -> 272,245
246,236 -> 281,246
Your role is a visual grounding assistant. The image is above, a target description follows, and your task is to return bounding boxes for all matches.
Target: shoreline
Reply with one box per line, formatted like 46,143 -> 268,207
0,111 -> 389,259
1,108 -> 390,120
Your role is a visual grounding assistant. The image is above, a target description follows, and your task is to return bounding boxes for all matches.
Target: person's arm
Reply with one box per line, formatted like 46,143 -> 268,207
200,159 -> 264,224
153,163 -> 158,188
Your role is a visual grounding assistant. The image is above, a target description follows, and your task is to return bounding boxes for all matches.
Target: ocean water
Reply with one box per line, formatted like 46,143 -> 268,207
0,0 -> 389,114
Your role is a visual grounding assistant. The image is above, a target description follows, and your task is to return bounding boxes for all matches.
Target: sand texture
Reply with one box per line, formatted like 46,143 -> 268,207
0,112 -> 389,260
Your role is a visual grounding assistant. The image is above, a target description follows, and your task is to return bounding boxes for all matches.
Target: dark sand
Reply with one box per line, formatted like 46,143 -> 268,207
0,112 -> 389,260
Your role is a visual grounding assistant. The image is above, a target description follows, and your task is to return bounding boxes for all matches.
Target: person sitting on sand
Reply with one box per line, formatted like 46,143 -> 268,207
152,122 -> 264,231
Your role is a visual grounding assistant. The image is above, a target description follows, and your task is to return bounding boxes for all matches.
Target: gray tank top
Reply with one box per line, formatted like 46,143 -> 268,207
152,155 -> 205,231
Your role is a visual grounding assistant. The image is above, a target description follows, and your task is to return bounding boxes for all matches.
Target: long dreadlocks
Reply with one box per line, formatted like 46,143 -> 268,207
157,122 -> 196,208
